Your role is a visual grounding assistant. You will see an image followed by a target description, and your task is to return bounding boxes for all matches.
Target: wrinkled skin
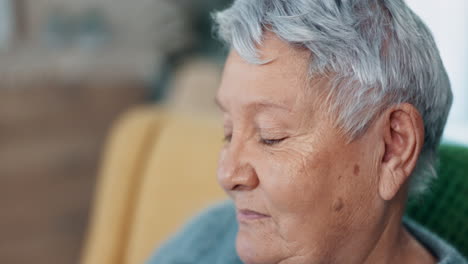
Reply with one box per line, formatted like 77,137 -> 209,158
215,33 -> 435,264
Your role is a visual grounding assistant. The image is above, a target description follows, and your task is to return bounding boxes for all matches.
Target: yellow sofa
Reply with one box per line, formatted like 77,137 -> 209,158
80,106 -> 227,264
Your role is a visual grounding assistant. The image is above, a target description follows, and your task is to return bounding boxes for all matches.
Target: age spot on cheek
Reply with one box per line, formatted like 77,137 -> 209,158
333,198 -> 344,212
353,164 -> 360,176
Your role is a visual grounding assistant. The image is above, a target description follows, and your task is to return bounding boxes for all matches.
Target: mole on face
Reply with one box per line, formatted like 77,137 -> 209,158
333,198 -> 344,212
353,164 -> 360,176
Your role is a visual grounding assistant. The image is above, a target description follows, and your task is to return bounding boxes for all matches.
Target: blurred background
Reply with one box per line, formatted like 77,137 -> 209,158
0,0 -> 466,263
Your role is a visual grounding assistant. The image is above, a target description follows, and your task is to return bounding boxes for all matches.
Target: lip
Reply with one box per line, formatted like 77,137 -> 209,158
237,209 -> 270,222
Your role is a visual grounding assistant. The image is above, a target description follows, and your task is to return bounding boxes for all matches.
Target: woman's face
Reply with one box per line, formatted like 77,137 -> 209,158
216,35 -> 387,264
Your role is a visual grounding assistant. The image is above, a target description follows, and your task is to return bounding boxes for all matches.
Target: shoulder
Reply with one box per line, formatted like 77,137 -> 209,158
146,200 -> 242,264
403,217 -> 467,264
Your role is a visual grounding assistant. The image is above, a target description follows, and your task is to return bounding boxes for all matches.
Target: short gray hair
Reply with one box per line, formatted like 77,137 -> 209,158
213,0 -> 452,195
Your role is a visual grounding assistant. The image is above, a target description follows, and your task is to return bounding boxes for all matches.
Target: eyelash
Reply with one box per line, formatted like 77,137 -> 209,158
223,134 -> 232,143
260,137 -> 287,146
223,134 -> 286,146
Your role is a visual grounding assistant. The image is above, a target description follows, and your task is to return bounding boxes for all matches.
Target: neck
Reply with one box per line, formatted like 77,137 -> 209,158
362,192 -> 436,264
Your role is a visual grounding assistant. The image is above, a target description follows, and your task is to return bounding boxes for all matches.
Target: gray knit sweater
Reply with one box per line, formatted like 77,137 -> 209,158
148,201 -> 467,264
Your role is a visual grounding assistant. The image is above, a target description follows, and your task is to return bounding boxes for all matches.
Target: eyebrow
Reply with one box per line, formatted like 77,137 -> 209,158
214,96 -> 292,113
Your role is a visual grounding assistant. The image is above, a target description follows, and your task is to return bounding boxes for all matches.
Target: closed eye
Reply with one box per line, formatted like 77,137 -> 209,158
260,137 -> 287,146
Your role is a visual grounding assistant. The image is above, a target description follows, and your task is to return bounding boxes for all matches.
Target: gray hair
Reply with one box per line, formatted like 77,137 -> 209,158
213,0 -> 452,196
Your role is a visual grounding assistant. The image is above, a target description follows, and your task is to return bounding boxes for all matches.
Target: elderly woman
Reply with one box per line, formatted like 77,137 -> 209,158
149,0 -> 467,263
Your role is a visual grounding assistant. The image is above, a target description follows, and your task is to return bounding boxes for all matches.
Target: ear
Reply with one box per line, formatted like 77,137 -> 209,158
378,104 -> 424,201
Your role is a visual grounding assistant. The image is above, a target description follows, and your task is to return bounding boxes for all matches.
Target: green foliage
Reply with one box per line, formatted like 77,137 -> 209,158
406,144 -> 468,258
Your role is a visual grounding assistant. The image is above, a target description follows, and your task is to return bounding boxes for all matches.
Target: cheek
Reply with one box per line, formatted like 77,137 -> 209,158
257,147 -> 335,216
256,141 -> 376,227
337,152 -> 382,225
252,146 -> 353,255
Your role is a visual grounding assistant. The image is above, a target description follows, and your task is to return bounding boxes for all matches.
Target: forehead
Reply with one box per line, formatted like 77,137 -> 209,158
216,34 -> 314,112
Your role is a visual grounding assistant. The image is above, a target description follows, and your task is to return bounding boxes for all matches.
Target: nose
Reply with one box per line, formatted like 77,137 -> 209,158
217,141 -> 259,193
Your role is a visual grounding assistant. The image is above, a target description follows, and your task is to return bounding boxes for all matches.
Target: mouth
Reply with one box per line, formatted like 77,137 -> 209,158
237,209 -> 271,222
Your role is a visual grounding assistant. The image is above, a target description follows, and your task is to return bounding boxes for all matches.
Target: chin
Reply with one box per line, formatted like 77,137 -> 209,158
236,228 -> 279,264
